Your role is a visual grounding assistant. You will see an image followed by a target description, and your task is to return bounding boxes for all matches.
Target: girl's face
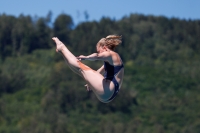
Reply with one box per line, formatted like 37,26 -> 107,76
96,46 -> 106,53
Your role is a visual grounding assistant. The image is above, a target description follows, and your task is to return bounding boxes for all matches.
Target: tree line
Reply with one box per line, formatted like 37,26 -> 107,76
0,12 -> 200,133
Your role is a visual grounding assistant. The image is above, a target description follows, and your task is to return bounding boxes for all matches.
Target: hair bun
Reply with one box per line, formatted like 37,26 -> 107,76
106,35 -> 122,40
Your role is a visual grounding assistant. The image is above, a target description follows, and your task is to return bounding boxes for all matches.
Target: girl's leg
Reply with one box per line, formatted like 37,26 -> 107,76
52,37 -> 83,76
52,37 -> 115,101
81,70 -> 115,101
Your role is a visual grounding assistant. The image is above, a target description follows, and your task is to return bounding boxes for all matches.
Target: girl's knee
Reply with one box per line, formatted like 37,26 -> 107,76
77,61 -> 92,71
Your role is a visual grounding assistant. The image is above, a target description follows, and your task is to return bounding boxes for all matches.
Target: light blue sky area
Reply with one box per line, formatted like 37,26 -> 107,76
0,0 -> 200,25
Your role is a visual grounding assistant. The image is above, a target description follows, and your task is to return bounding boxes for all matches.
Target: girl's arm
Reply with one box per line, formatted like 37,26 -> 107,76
78,51 -> 111,61
97,65 -> 105,75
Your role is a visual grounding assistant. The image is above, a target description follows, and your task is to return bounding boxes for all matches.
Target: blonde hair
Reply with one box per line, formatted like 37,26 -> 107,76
97,35 -> 122,50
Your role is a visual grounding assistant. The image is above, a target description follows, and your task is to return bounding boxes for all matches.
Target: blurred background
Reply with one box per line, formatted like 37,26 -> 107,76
0,0 -> 200,133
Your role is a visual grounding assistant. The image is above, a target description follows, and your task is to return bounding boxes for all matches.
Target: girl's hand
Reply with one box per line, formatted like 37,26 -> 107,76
85,84 -> 91,91
77,55 -> 87,60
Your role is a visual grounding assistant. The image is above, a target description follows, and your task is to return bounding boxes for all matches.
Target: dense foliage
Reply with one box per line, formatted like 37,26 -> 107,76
0,12 -> 200,133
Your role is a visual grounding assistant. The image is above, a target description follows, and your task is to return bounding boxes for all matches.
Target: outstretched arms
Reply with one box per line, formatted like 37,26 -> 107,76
77,51 -> 111,61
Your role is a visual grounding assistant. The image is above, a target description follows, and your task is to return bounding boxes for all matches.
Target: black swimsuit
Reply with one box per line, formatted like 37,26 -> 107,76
104,61 -> 124,102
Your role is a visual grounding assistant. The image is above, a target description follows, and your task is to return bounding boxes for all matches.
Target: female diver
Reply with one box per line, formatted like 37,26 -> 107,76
52,35 -> 124,103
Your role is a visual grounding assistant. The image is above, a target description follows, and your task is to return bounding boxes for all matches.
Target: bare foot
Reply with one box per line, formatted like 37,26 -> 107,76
52,37 -> 65,52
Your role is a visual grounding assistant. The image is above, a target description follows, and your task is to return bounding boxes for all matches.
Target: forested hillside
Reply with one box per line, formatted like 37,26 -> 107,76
0,13 -> 200,133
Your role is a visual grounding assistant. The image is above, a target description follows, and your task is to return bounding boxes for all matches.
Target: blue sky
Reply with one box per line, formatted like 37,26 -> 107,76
0,0 -> 200,25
